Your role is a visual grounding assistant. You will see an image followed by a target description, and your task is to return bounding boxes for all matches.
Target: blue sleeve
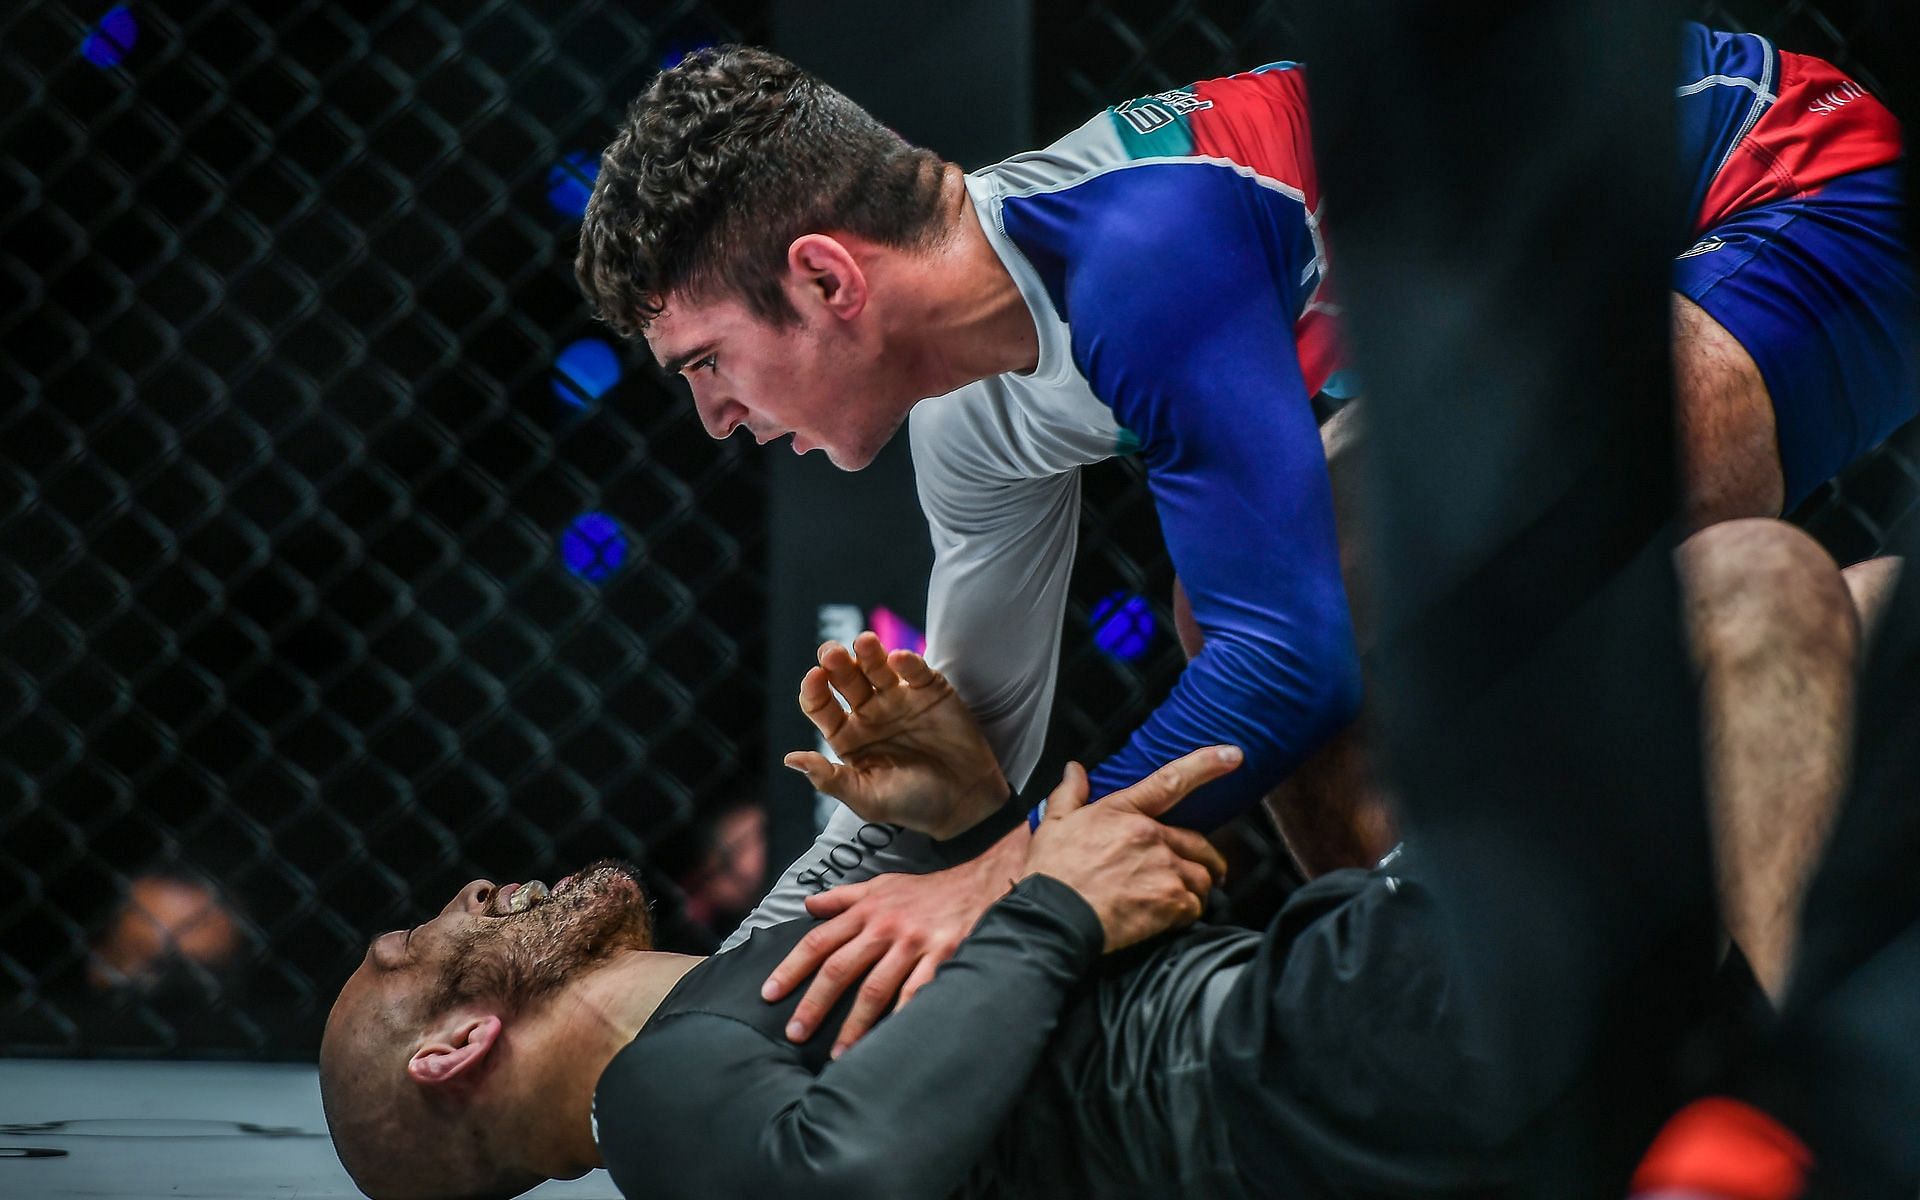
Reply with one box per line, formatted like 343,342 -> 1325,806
1004,163 -> 1362,829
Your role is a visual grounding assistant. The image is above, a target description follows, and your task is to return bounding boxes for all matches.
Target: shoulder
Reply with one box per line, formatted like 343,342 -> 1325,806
594,1015 -> 794,1200
596,1012 -> 781,1129
908,382 -> 1026,526
909,377 -> 1122,521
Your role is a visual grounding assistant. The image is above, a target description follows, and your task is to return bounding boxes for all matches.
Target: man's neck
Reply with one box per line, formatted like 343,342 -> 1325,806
883,165 -> 1040,397
516,950 -> 705,1177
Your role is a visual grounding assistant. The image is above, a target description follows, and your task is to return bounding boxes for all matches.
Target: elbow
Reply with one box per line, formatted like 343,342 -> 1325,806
1306,639 -> 1363,745
1237,634 -> 1361,768
777,1135 -> 944,1200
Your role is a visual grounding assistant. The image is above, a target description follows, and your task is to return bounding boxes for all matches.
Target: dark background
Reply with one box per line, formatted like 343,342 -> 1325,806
5,0 -> 1916,1058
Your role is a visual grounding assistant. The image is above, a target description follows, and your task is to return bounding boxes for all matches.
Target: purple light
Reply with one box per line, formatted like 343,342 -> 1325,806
1090,591 -> 1156,661
81,6 -> 138,69
867,606 -> 926,657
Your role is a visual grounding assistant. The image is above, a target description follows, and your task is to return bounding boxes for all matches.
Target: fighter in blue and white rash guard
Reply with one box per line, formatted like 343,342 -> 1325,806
728,23 -> 1912,940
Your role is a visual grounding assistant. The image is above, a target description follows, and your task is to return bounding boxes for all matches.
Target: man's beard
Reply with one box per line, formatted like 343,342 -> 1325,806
426,859 -> 653,1016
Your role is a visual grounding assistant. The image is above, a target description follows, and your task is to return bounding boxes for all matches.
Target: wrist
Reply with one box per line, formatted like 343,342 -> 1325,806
931,766 -> 1012,841
969,821 -> 1029,881
929,783 -> 1025,866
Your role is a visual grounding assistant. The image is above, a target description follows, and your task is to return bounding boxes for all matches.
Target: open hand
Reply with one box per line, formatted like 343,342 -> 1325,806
762,827 -> 1026,1056
783,632 -> 1008,839
1026,747 -> 1238,952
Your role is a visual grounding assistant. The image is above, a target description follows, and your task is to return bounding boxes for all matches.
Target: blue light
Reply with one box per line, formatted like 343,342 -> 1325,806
551,338 -> 622,407
560,512 -> 629,583
546,150 -> 598,220
1090,591 -> 1156,661
659,39 -> 715,71
81,6 -> 138,68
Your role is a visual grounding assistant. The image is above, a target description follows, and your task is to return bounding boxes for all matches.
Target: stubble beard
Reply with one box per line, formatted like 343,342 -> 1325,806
426,859 -> 653,1017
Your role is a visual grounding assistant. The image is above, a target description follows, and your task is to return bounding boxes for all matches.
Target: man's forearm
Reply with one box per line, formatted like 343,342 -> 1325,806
767,874 -> 1103,1197
721,805 -> 942,951
646,876 -> 1104,1200
1262,725 -> 1399,877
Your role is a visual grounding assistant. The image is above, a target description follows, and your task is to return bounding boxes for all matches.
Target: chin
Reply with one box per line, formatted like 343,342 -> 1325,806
825,444 -> 876,471
823,415 -> 909,472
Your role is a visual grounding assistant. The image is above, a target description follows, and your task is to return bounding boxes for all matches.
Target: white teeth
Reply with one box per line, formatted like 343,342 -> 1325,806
506,881 -> 550,913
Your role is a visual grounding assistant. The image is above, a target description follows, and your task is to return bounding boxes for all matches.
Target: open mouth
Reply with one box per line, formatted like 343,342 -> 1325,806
488,872 -> 586,917
490,880 -> 549,916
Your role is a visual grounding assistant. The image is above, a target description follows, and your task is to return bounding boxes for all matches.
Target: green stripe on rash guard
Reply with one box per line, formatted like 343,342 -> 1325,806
1108,85 -> 1202,158
1114,426 -> 1143,456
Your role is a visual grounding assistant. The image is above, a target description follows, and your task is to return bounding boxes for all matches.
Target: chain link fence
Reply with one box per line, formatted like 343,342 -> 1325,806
6,0 -> 1914,1059
4,0 -> 770,1057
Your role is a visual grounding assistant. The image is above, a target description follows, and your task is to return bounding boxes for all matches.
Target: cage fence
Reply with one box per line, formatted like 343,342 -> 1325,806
3,0 -> 770,1057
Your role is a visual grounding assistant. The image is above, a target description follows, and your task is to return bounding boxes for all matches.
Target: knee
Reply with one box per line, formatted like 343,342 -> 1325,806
1676,519 -> 1856,670
1843,556 -> 1903,642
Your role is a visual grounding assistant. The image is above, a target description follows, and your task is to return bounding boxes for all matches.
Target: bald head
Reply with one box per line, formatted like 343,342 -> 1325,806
319,862 -> 656,1200
320,981 -> 537,1200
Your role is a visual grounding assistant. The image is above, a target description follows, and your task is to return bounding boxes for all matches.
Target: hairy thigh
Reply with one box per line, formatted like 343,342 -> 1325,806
1671,292 -> 1785,531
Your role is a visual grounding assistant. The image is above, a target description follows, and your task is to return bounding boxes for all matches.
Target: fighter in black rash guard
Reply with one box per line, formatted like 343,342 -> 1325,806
590,638 -> 1459,1200
595,861 -> 1321,1200
321,562 -> 1859,1200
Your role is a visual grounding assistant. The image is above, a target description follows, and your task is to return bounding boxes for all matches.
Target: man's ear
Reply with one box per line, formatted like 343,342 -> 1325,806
407,1013 -> 504,1089
787,234 -> 868,320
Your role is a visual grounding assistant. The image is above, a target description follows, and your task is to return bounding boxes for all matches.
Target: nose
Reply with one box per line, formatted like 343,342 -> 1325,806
694,390 -> 749,440
443,879 -> 497,917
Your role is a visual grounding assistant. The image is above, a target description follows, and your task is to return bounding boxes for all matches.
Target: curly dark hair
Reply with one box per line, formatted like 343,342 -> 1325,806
576,45 -> 949,339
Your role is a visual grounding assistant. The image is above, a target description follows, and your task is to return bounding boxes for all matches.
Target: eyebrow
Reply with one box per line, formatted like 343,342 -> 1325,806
658,343 -> 714,376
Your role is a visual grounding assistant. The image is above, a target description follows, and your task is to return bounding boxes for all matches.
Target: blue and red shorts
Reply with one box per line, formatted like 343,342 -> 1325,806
1673,40 -> 1916,509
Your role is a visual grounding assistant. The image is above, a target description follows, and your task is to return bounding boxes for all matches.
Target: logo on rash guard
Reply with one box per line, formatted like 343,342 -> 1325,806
1808,80 -> 1867,115
795,822 -> 899,892
1115,90 -> 1214,134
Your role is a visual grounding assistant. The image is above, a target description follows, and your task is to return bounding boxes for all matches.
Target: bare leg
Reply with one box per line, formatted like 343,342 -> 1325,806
1260,727 -> 1397,875
1678,519 -> 1858,999
1245,293 -> 1808,877
1843,555 -> 1903,645
1672,293 -> 1785,532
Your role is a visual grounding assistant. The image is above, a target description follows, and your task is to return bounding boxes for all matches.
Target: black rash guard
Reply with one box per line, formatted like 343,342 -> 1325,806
593,874 -> 1258,1200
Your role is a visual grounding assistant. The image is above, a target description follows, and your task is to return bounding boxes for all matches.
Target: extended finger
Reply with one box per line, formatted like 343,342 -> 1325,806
894,954 -> 941,1012
790,935 -> 889,1043
1108,745 -> 1243,820
1043,761 -> 1090,820
1159,826 -> 1230,884
803,879 -> 872,918
783,751 -> 857,802
797,666 -> 849,739
819,640 -> 875,707
889,648 -> 939,689
852,631 -> 901,693
762,913 -> 864,1003
831,943 -> 917,1058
